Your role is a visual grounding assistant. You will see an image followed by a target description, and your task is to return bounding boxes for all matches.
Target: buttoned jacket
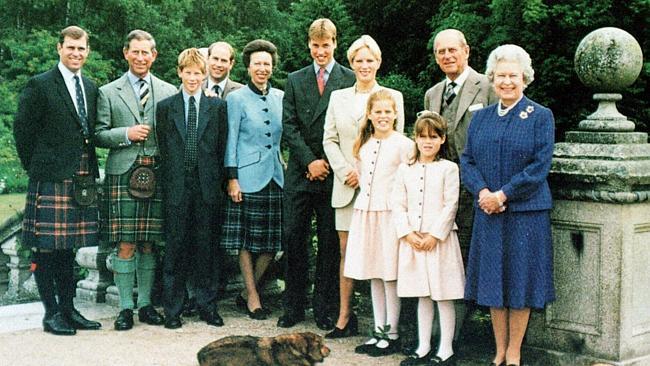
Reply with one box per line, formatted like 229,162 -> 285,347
282,62 -> 355,193
13,66 -> 99,181
460,96 -> 555,212
353,133 -> 413,211
392,160 -> 459,241
424,67 -> 497,161
224,84 -> 284,193
202,78 -> 243,99
323,84 -> 405,208
95,73 -> 177,175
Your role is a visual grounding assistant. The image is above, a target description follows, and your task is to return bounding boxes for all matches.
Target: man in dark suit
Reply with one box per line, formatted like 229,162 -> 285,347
13,25 -> 102,336
156,48 -> 228,329
277,18 -> 356,330
203,41 -> 243,99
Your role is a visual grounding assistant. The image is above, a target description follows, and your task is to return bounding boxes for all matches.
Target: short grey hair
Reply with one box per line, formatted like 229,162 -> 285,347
485,44 -> 535,86
347,35 -> 381,65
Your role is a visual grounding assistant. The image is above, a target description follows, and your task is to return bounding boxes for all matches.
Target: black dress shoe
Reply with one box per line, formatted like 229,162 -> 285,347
182,298 -> 198,317
164,316 -> 182,329
277,310 -> 305,328
430,354 -> 457,365
138,305 -> 164,325
324,313 -> 358,339
114,309 -> 134,331
400,349 -> 434,365
66,309 -> 101,330
248,308 -> 268,320
314,314 -> 335,330
199,310 -> 224,327
366,338 -> 402,357
354,338 -> 379,354
43,312 -> 76,336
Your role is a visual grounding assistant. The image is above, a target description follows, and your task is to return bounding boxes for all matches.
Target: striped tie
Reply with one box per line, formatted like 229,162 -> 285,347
443,81 -> 456,108
73,75 -> 89,137
139,78 -> 150,107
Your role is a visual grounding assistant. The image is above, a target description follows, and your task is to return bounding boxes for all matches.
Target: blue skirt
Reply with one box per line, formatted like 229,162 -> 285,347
464,209 -> 555,309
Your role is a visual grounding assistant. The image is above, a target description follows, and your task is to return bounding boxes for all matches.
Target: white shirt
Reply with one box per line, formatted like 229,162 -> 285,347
58,62 -> 87,116
182,89 -> 202,126
207,78 -> 229,98
445,67 -> 470,95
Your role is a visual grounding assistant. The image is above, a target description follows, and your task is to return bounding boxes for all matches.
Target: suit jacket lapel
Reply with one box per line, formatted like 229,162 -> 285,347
454,69 -> 481,130
172,93 -> 186,142
116,74 -> 142,123
144,74 -> 160,116
431,82 -> 444,114
196,94 -> 210,141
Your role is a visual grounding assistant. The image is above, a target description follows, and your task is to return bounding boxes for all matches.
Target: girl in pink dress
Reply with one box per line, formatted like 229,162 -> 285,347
343,90 -> 414,357
393,112 -> 466,365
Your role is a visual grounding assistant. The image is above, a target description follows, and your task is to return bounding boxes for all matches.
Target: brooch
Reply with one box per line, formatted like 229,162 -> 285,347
526,105 -> 535,113
519,111 -> 529,119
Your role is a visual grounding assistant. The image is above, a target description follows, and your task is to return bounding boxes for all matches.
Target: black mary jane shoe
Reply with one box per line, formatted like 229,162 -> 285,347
248,308 -> 268,320
354,338 -> 379,354
430,354 -> 457,365
399,349 -> 434,366
324,313 -> 358,339
366,338 -> 402,357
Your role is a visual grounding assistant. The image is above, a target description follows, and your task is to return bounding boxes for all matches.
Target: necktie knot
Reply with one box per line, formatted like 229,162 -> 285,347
444,81 -> 457,107
139,78 -> 150,107
212,85 -> 221,98
317,68 -> 327,96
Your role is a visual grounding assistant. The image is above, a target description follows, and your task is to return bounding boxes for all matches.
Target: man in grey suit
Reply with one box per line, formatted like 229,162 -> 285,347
424,28 -> 497,339
204,41 -> 243,99
95,29 -> 177,331
277,18 -> 355,330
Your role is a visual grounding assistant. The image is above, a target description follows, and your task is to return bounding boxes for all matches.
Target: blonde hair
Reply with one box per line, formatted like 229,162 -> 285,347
177,48 -> 207,74
352,90 -> 396,159
346,35 -> 381,65
308,18 -> 337,42
410,111 -> 448,164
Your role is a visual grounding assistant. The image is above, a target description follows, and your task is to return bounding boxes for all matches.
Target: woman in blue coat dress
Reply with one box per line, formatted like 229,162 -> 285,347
460,44 -> 555,366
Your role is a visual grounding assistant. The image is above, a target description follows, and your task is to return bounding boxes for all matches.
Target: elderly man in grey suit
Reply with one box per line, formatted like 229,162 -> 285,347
204,41 -> 243,99
95,29 -> 177,331
424,28 -> 497,340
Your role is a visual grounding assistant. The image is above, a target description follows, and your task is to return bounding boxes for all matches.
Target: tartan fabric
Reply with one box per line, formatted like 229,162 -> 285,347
221,181 -> 283,253
22,151 -> 99,250
103,155 -> 163,243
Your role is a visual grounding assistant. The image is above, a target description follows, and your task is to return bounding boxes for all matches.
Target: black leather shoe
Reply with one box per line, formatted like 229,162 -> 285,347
139,305 -> 164,325
430,354 -> 457,365
314,314 -> 335,330
366,338 -> 401,357
249,308 -> 268,320
66,309 -> 101,330
354,338 -> 379,354
324,313 -> 358,339
400,349 -> 434,365
199,310 -> 224,327
277,310 -> 305,328
182,298 -> 198,317
114,309 -> 134,331
164,316 -> 182,329
43,312 -> 76,336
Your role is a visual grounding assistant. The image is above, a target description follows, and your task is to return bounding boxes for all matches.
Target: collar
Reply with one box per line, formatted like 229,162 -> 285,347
248,80 -> 271,95
497,95 -> 525,116
58,62 -> 80,81
445,67 -> 470,89
127,71 -> 151,86
313,59 -> 335,75
207,77 -> 229,92
182,88 -> 202,103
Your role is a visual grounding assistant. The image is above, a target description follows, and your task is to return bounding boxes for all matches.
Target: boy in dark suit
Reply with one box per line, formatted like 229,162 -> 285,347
156,48 -> 227,329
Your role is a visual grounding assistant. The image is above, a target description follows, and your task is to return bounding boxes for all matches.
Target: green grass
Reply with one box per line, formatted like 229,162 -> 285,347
0,193 -> 25,222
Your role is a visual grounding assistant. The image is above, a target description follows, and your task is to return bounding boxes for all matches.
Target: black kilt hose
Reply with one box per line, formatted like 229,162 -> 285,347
221,181 -> 283,253
22,152 -> 99,250
102,155 -> 163,244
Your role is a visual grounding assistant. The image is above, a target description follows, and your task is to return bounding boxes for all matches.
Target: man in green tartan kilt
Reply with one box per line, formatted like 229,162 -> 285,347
95,30 -> 177,330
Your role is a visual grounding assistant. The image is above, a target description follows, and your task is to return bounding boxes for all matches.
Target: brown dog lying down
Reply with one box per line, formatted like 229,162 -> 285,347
197,331 -> 330,366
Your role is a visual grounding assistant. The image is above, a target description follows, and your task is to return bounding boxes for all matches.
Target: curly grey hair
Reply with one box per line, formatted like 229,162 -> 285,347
485,44 -> 534,86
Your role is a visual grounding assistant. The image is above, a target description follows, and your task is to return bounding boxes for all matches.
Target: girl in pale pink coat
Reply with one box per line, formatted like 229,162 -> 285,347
392,111 -> 465,365
344,90 -> 414,357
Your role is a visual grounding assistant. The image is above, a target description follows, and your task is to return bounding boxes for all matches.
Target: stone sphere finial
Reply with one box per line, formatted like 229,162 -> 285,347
574,27 -> 643,93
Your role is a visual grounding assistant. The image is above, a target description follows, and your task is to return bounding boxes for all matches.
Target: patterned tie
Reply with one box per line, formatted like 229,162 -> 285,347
317,68 -> 326,96
73,75 -> 89,137
212,85 -> 221,99
184,96 -> 198,169
139,78 -> 150,108
443,81 -> 457,108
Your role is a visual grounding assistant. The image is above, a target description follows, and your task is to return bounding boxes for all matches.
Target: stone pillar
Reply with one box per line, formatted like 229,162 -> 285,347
526,28 -> 650,366
75,245 -> 112,303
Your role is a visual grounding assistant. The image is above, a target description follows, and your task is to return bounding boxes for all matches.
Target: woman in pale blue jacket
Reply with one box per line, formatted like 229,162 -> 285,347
221,39 -> 284,320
